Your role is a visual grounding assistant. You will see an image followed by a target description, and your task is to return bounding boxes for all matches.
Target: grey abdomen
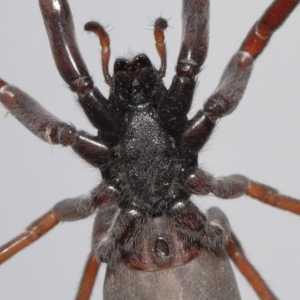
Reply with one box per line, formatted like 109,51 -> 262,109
104,248 -> 241,300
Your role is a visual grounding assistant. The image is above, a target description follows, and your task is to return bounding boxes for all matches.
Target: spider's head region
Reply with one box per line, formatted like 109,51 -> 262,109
111,54 -> 166,111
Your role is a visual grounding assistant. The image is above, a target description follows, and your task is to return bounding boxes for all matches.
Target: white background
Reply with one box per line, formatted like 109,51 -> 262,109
0,1 -> 300,299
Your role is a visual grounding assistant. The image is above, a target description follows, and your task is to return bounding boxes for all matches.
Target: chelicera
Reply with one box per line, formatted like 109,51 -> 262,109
0,0 -> 300,299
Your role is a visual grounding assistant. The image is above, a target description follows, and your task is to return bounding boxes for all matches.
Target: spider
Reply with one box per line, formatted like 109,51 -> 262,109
0,0 -> 300,299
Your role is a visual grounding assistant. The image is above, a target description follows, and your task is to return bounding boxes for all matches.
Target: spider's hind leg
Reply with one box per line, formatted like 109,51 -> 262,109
226,232 -> 277,300
75,251 -> 100,300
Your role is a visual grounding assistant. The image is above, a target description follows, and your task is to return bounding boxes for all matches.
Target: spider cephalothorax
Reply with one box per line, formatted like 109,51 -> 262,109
106,54 -> 182,213
112,54 -> 166,108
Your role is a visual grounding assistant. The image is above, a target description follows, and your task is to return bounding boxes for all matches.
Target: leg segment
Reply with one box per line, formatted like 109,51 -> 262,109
75,252 -> 100,300
159,0 -> 209,130
95,208 -> 144,265
0,184 -> 118,264
154,18 -> 168,79
213,176 -> 300,215
246,181 -> 300,215
226,233 -> 277,300
39,0 -> 122,138
0,82 -> 112,167
180,51 -> 253,152
184,168 -> 300,215
168,201 -> 230,251
54,183 -> 119,222
179,0 -> 299,152
0,211 -> 61,264
176,0 -> 209,77
241,0 -> 300,59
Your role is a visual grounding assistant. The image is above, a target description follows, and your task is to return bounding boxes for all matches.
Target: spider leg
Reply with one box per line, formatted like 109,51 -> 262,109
241,0 -> 299,59
0,183 -> 118,264
75,207 -> 120,299
179,0 -> 299,152
226,232 -> 277,300
168,200 -> 230,251
246,180 -> 300,215
95,208 -> 144,265
75,252 -> 100,300
159,0 -> 209,130
0,211 -> 61,264
185,169 -> 300,215
0,80 -> 112,168
39,0 -> 122,139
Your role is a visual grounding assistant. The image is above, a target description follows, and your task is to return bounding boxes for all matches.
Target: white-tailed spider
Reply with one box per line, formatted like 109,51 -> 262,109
0,0 -> 299,299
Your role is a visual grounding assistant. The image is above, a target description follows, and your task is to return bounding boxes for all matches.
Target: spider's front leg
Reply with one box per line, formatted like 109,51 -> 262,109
158,0 -> 209,131
158,0 -> 253,152
39,0 -> 122,140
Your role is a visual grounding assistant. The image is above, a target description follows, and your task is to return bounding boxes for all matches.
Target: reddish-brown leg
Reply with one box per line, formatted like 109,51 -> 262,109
226,233 -> 277,300
0,211 -> 61,264
241,0 -> 300,59
75,253 -> 100,300
246,181 -> 300,215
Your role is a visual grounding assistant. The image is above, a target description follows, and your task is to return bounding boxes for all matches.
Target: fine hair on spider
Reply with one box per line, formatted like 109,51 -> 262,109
0,1 -> 300,300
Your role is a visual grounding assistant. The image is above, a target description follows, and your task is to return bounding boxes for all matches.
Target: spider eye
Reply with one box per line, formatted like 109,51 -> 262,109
114,55 -> 152,75
114,58 -> 127,73
134,54 -> 152,68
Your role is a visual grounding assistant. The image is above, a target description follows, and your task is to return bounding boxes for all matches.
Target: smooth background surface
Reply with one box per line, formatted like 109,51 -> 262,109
0,1 -> 300,299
